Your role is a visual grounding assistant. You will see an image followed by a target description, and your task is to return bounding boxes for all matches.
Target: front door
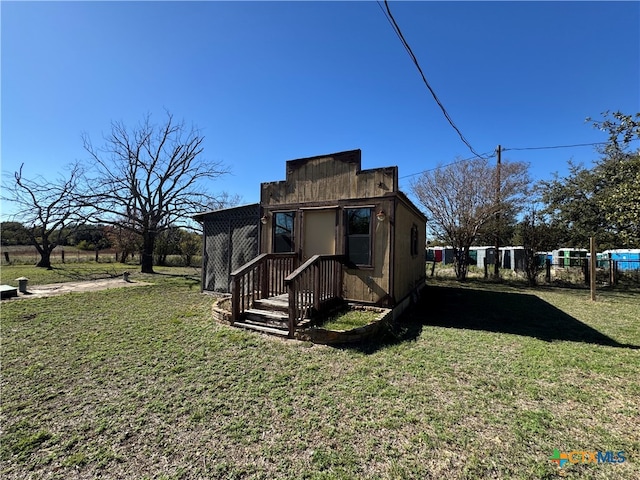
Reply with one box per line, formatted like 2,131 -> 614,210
303,209 -> 336,260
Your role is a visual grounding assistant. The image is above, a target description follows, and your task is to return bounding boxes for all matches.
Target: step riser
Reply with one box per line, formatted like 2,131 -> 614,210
245,311 -> 287,322
233,322 -> 290,337
253,300 -> 289,313
244,316 -> 288,329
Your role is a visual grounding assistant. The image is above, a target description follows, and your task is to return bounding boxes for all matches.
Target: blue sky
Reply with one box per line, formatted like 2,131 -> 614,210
2,1 -> 639,219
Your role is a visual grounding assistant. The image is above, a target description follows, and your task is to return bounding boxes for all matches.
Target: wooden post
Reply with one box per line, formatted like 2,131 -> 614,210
483,257 -> 488,279
590,237 -> 596,301
494,145 -> 501,278
608,259 -> 613,285
583,258 -> 589,286
313,262 -> 321,312
260,260 -> 269,299
545,259 -> 551,283
231,277 -> 240,324
288,280 -> 296,339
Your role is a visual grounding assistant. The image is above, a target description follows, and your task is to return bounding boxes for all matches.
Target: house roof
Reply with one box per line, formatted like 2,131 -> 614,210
192,203 -> 259,222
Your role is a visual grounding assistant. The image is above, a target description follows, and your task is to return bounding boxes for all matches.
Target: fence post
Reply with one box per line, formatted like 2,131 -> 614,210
609,259 -> 615,286
545,259 -> 551,283
483,257 -> 488,279
589,237 -> 596,301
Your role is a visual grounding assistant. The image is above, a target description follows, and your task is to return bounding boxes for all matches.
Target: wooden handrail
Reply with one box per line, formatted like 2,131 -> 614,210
230,253 -> 297,322
230,253 -> 269,278
285,255 -> 345,337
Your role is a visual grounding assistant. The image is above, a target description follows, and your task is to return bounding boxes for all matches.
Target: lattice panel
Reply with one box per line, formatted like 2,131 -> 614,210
202,209 -> 259,293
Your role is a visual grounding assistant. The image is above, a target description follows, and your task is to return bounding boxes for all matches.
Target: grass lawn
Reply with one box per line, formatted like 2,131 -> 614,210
320,308 -> 381,331
0,264 -> 200,287
1,268 -> 639,479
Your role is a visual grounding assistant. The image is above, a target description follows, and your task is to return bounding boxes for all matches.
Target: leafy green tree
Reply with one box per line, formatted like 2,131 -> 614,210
70,224 -> 112,250
474,207 -> 518,247
179,230 -> 201,267
0,222 -> 31,246
541,111 -> 639,248
513,202 -> 564,285
153,226 -> 183,266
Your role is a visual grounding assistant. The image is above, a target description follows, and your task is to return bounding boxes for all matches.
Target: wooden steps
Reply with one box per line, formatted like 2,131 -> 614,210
245,308 -> 287,323
254,295 -> 288,312
232,294 -> 314,338
234,300 -> 290,336
233,321 -> 289,337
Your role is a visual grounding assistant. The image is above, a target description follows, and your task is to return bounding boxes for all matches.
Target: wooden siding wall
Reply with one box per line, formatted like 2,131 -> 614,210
393,199 -> 427,301
257,150 -> 426,305
261,151 -> 398,207
342,198 -> 393,304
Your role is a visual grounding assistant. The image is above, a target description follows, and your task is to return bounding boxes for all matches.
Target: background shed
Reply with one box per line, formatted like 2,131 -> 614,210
602,249 -> 640,271
194,204 -> 260,293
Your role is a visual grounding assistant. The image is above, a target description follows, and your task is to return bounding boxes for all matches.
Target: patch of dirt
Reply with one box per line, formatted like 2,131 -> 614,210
4,278 -> 153,300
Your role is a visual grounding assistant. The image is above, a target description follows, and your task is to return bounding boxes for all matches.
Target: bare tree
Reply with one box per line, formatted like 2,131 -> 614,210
104,221 -> 142,264
82,111 -> 229,273
1,163 -> 84,269
411,157 -> 530,280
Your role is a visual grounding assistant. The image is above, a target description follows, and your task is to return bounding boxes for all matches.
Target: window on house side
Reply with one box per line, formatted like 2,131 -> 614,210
273,212 -> 295,253
411,224 -> 419,257
346,208 -> 372,266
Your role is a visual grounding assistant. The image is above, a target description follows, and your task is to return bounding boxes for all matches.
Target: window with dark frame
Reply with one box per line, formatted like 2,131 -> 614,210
345,207 -> 372,266
273,211 -> 295,253
411,224 -> 419,257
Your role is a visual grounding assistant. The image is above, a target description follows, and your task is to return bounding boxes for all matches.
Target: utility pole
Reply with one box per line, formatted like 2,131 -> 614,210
494,145 -> 501,278
590,236 -> 597,301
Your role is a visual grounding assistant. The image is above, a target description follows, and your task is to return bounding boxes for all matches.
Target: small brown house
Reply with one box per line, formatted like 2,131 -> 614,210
227,149 -> 426,337
260,149 -> 425,306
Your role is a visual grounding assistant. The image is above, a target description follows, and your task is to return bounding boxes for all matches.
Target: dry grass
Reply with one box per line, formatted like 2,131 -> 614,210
1,272 -> 639,479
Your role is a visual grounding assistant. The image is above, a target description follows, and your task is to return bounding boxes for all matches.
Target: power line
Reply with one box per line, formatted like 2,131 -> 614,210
399,138 -> 638,181
378,1 -> 486,160
504,137 -> 640,152
399,151 -> 496,180
502,142 -> 607,152
398,140 -> 620,180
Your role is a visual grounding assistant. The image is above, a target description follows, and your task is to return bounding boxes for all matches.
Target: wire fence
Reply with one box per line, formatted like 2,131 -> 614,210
0,246 -> 201,268
426,255 -> 640,288
549,258 -> 640,287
